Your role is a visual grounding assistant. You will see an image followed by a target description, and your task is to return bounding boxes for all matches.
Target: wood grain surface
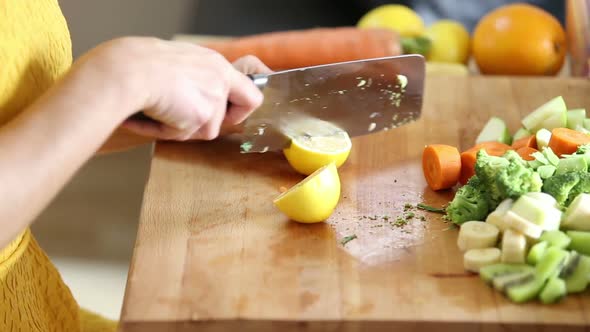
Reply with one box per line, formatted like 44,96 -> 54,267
119,76 -> 590,332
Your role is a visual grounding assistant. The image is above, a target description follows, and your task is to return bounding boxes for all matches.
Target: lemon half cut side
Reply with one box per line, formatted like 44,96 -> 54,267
282,117 -> 352,175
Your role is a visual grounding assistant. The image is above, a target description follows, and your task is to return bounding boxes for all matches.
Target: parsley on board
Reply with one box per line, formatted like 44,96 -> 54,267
341,235 -> 358,246
416,203 -> 446,214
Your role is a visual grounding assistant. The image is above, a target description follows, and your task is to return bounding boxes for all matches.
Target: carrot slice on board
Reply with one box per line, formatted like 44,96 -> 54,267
422,144 -> 461,191
459,150 -> 478,185
516,146 -> 539,161
467,141 -> 512,153
511,135 -> 537,150
548,128 -> 590,157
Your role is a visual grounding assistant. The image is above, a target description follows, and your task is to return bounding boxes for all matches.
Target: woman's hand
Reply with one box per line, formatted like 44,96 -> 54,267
70,37 -> 268,141
0,37 -> 272,247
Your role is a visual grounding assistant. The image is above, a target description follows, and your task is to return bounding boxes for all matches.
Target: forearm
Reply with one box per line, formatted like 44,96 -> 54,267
0,71 -> 128,248
98,128 -> 154,154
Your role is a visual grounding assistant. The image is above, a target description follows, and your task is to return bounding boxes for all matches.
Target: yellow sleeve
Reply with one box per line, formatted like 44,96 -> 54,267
0,229 -> 117,332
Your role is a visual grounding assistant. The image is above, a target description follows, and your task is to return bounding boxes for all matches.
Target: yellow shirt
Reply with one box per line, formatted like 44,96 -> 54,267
0,0 -> 117,331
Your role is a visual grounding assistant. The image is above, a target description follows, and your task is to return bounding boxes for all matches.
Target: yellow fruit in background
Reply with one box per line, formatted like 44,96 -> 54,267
426,62 -> 469,76
273,163 -> 341,223
357,4 -> 425,37
425,20 -> 471,64
282,117 -> 352,175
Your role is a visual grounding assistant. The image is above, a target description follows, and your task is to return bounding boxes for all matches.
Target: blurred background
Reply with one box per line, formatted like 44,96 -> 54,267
33,0 -> 569,320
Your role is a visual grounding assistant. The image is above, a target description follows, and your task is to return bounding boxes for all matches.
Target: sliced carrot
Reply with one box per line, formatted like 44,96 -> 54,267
203,27 -> 402,70
548,128 -> 590,157
516,146 -> 539,161
466,141 -> 513,155
422,144 -> 461,191
511,135 -> 537,150
459,150 -> 478,185
459,142 -> 513,185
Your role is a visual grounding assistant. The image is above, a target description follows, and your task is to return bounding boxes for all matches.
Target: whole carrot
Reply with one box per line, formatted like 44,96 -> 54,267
203,27 -> 402,70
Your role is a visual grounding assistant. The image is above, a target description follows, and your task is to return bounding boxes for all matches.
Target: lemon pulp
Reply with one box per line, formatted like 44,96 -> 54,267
282,117 -> 352,175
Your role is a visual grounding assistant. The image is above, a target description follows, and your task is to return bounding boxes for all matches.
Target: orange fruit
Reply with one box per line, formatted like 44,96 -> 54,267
473,3 -> 566,76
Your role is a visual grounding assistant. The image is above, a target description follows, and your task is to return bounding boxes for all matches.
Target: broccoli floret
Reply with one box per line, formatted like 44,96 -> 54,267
542,172 -> 582,207
502,150 -> 528,166
546,171 -> 590,207
446,176 -> 490,225
474,150 -> 509,206
496,160 -> 543,199
567,172 -> 590,206
466,174 -> 483,187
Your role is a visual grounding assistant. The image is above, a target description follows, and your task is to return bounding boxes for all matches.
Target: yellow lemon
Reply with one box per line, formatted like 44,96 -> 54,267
273,163 -> 341,223
425,20 -> 471,64
357,4 -> 425,37
282,117 -> 352,175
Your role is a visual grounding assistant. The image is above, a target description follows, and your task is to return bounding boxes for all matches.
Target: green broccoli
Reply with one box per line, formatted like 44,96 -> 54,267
496,158 -> 543,199
474,150 -> 509,207
567,172 -> 590,206
542,172 -> 583,207
544,171 -> 590,207
446,176 -> 490,225
472,150 -> 539,208
502,150 -> 528,166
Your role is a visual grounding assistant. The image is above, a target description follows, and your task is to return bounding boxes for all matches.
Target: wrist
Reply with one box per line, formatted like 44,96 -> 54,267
67,39 -> 150,123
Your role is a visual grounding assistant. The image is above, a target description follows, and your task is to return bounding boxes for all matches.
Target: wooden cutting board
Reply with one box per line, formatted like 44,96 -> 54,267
119,76 -> 590,332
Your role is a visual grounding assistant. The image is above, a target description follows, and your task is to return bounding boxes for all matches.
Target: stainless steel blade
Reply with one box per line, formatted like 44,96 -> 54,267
238,54 -> 425,153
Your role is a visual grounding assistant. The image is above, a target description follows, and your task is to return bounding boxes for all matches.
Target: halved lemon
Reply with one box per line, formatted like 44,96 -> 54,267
282,117 -> 352,175
273,162 -> 341,223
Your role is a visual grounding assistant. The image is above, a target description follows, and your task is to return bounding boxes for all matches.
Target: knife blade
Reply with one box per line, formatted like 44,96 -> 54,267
237,54 -> 425,153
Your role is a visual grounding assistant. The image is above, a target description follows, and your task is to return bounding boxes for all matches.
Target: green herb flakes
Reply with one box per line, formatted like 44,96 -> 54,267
416,203 -> 446,214
341,235 -> 357,246
240,141 -> 253,153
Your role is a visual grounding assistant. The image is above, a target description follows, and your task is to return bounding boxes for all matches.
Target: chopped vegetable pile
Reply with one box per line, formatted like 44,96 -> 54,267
422,96 -> 590,304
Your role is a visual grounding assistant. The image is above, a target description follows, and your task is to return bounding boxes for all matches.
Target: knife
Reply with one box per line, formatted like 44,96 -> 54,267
129,54 -> 425,152
236,54 -> 425,153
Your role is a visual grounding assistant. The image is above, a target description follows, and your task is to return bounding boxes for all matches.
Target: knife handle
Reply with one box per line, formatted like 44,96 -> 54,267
127,73 -> 267,131
248,73 -> 268,90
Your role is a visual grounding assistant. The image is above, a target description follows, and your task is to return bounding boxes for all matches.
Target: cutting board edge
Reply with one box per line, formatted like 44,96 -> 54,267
119,318 -> 589,332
